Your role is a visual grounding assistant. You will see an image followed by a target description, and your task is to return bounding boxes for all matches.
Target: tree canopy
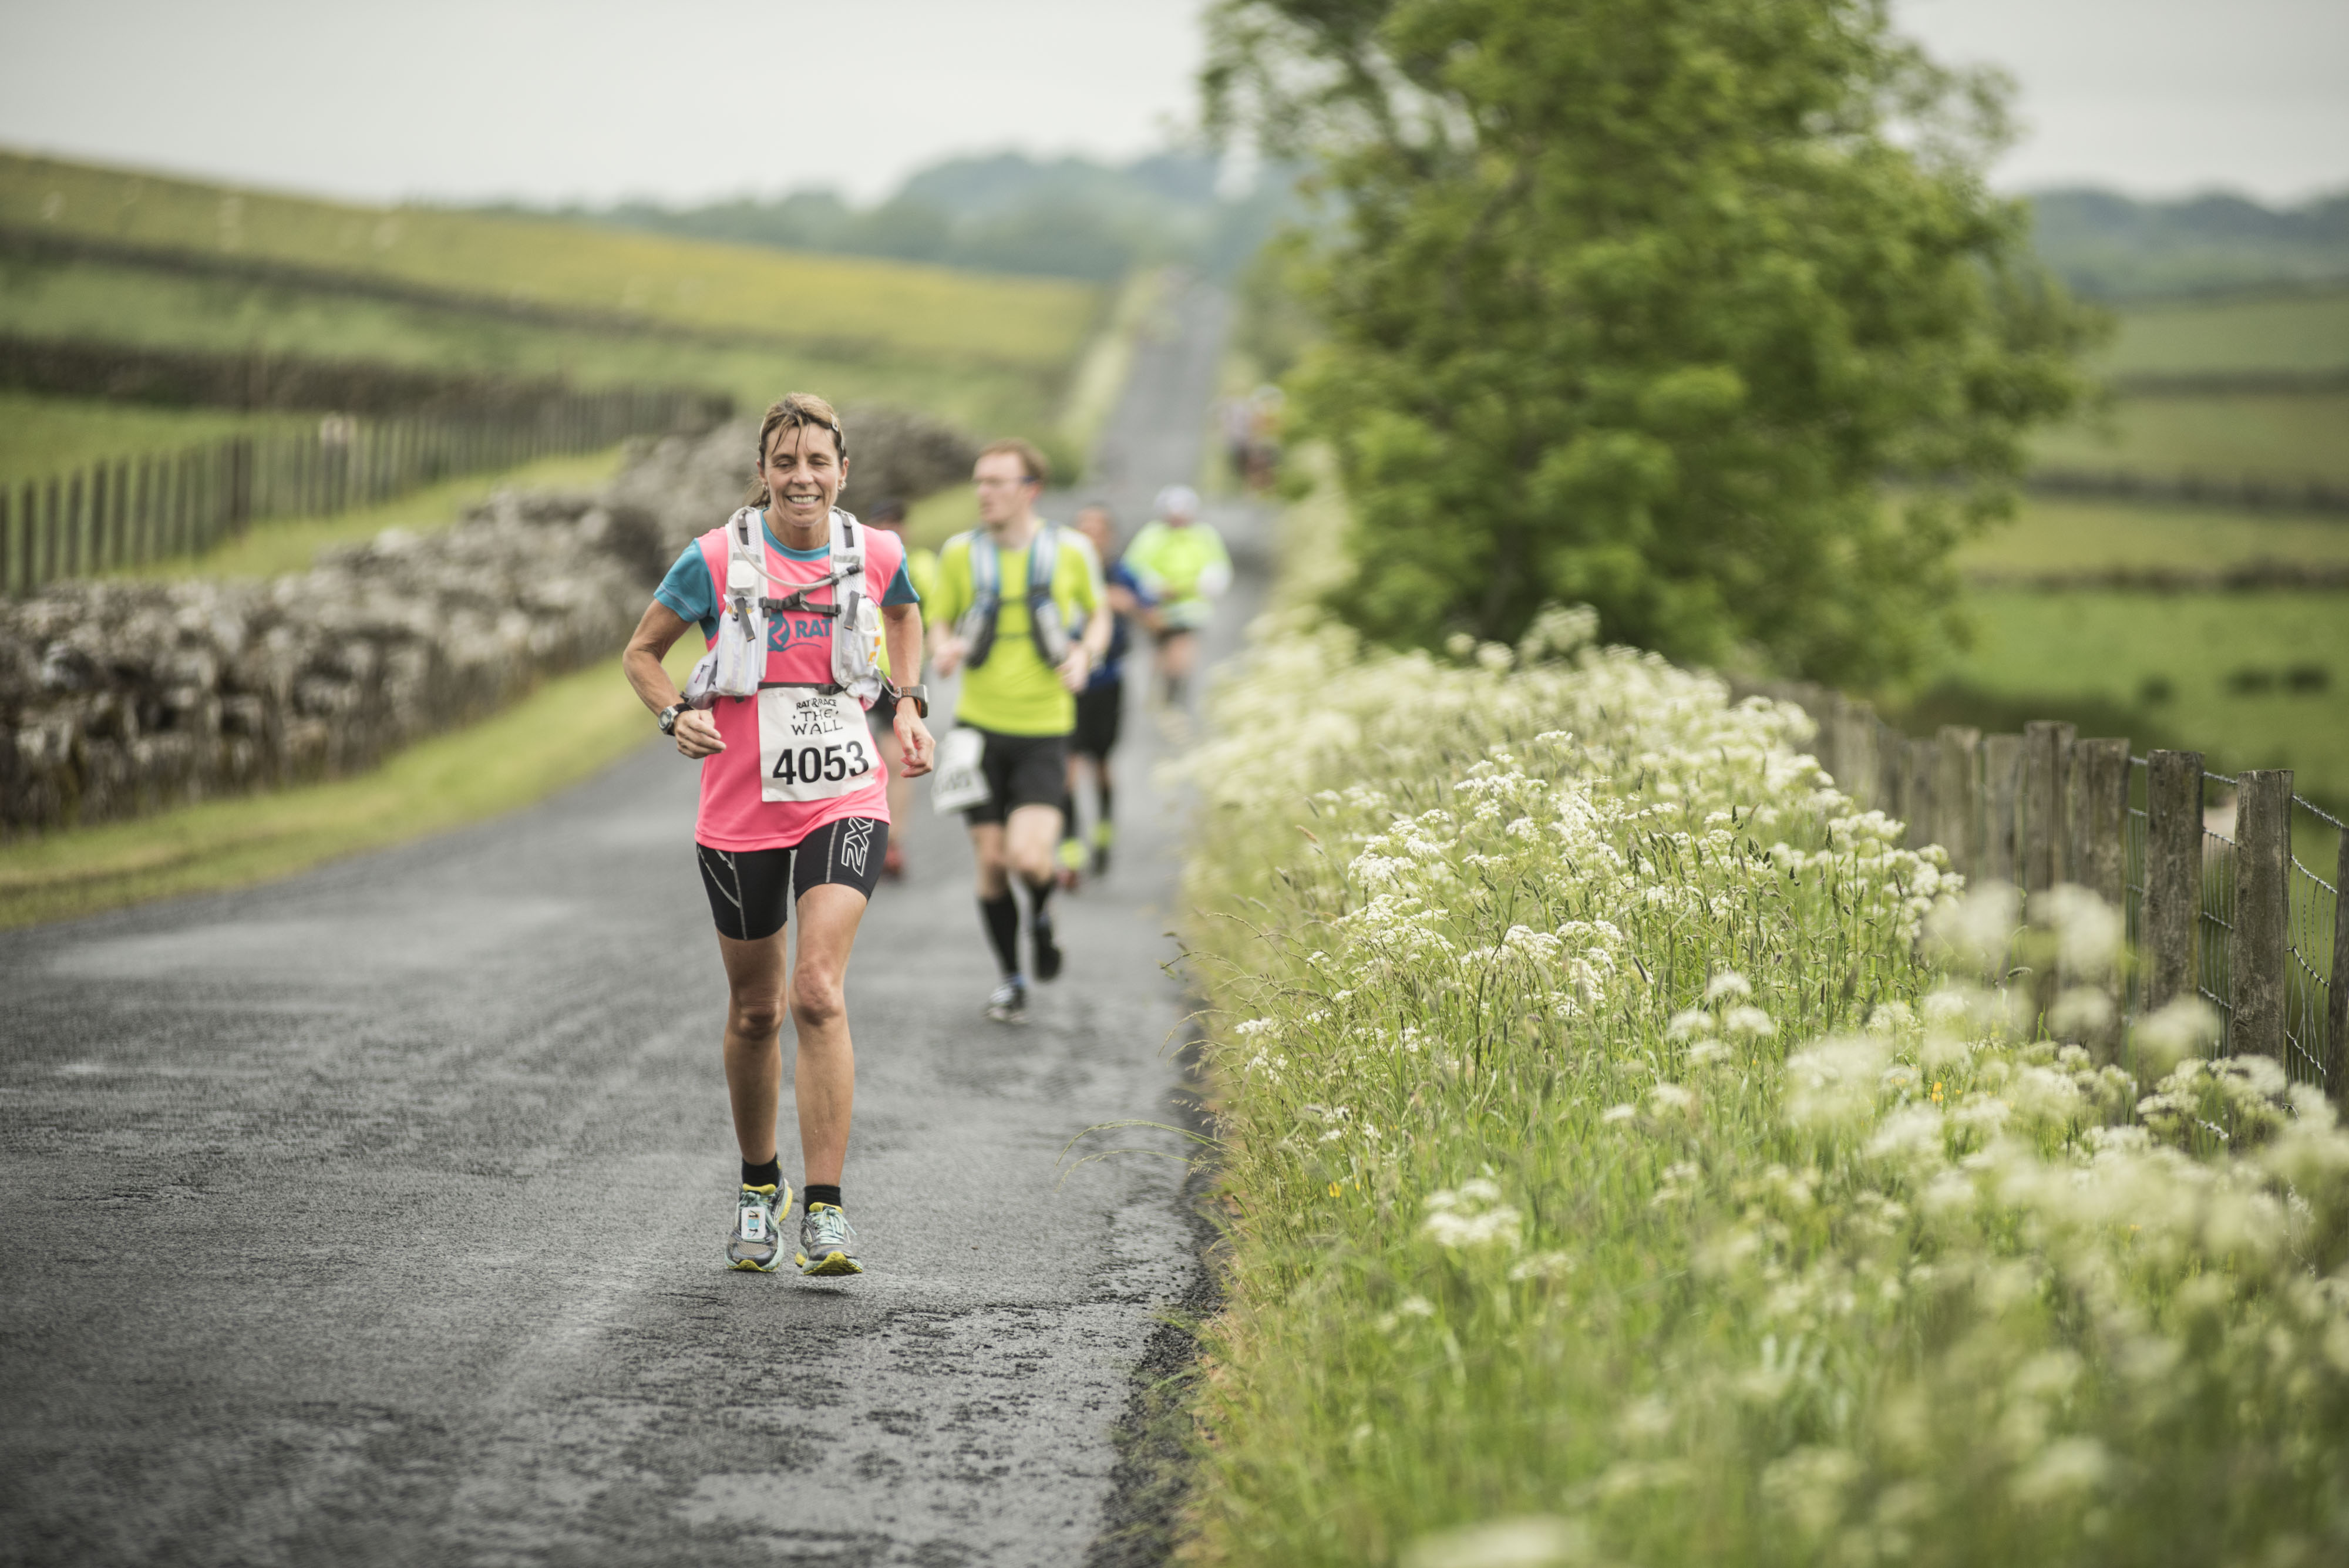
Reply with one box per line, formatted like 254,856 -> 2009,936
1207,0 -> 2101,682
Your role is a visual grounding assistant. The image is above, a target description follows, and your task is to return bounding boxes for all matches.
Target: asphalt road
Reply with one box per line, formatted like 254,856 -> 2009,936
0,277 -> 1257,1567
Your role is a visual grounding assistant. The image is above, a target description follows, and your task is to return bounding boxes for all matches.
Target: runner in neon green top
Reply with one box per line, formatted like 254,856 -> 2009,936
1122,483 -> 1230,709
928,439 -> 1108,1022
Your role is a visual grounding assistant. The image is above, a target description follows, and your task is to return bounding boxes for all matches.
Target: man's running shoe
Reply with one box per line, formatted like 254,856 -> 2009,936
796,1203 -> 862,1277
985,976 -> 1028,1023
1032,910 -> 1064,981
883,842 -> 906,880
1055,835 -> 1085,891
1091,821 -> 1114,877
728,1182 -> 790,1273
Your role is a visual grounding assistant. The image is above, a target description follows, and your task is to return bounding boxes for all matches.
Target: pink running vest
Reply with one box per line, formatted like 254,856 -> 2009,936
689,518 -> 907,850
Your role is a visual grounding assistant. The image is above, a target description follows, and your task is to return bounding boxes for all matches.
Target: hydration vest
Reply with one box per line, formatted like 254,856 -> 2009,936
957,524 -> 1069,670
684,507 -> 884,708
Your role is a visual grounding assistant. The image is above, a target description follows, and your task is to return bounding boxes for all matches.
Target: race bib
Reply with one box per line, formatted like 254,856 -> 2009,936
930,726 -> 992,815
756,689 -> 876,803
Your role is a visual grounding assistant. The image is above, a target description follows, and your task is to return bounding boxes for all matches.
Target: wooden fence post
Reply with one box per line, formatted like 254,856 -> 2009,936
110,460 -> 128,571
2328,827 -> 2349,1111
2073,738 -> 2132,1062
2229,770 -> 2293,1064
1933,726 -> 1981,880
1903,738 -> 1936,851
2022,720 -> 2074,895
2143,750 -> 2205,1014
1984,734 -> 2024,885
2075,739 -> 2132,911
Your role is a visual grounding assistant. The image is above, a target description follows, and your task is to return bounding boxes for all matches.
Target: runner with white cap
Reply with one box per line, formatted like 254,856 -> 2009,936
1122,483 -> 1231,711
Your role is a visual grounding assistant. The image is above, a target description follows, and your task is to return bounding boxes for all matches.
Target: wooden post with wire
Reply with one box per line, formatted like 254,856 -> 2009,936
2143,750 -> 2205,1014
2229,769 -> 2292,1062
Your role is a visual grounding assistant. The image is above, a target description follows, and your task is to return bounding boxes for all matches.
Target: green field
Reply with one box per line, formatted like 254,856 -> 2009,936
2031,389 -> 2349,487
0,389 -> 311,488
0,258 -> 1071,439
2102,285 -> 2349,378
1953,492 -> 2349,577
1,150 -> 1100,372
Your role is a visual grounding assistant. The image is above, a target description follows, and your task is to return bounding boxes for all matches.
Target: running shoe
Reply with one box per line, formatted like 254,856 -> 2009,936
728,1182 -> 790,1273
1032,910 -> 1064,981
796,1203 -> 863,1277
1056,836 -> 1086,891
985,976 -> 1028,1023
883,842 -> 906,880
1091,821 -> 1114,877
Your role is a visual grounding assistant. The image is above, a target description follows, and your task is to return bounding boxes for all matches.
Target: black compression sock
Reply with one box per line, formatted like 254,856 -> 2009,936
742,1157 -> 781,1189
803,1184 -> 843,1212
1096,778 -> 1113,832
980,894 -> 1021,975
1027,877 -> 1055,920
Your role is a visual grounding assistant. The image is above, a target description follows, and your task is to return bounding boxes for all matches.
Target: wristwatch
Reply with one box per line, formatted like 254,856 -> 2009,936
890,682 -> 930,719
658,702 -> 688,735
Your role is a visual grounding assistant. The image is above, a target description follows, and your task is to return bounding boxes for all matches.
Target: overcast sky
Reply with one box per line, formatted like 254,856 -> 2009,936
0,0 -> 2341,207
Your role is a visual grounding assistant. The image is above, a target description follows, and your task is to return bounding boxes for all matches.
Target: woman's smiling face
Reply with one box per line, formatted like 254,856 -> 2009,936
760,422 -> 847,532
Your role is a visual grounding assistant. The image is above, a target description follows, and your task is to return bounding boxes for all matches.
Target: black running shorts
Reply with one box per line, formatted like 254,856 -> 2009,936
696,816 -> 889,941
962,726 -> 1070,826
1071,681 -> 1123,762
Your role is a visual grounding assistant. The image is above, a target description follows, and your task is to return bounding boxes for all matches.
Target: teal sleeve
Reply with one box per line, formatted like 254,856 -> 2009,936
654,543 -> 718,640
880,561 -> 920,607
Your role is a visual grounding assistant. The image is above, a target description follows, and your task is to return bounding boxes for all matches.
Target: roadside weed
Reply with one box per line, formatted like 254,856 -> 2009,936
1176,611 -> 2349,1566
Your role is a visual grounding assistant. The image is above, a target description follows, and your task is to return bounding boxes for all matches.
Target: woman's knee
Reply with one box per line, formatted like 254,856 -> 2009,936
728,992 -> 788,1040
790,970 -> 846,1029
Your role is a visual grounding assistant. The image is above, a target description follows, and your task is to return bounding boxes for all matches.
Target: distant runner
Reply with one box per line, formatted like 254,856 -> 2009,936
1123,484 -> 1231,709
622,394 -> 933,1278
927,439 -> 1109,1022
1058,502 -> 1152,881
863,499 -> 938,880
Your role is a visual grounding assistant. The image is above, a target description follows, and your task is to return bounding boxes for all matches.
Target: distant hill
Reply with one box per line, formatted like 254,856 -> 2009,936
502,150 -> 1300,284
2027,186 -> 2349,300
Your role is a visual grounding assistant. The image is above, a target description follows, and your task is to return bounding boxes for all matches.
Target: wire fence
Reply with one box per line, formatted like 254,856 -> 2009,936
1735,677 -> 2348,1107
1,384 -> 727,595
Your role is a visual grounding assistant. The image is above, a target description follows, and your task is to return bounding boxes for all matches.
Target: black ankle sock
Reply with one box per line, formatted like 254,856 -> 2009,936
803,1184 -> 842,1212
742,1157 -> 781,1189
980,893 -> 1021,975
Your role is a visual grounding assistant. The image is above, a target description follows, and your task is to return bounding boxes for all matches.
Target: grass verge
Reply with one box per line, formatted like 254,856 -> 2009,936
1169,486 -> 2349,1565
0,640 -> 695,931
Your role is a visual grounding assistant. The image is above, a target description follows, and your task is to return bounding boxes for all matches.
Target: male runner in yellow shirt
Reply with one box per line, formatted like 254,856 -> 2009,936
928,439 -> 1108,1022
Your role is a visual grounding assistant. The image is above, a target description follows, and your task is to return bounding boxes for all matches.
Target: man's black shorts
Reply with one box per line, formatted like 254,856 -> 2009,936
963,726 -> 1069,826
1072,680 -> 1123,762
696,816 -> 889,941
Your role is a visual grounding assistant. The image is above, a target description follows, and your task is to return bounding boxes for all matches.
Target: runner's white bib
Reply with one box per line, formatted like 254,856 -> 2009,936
758,689 -> 877,803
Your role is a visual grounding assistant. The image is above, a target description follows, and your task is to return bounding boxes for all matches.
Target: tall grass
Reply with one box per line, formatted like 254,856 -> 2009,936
1174,594 -> 2349,1563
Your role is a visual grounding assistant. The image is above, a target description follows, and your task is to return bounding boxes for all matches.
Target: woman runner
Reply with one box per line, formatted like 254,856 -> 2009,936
622,395 -> 934,1276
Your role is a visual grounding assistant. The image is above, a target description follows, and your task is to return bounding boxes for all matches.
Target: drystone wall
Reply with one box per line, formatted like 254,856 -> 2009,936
0,490 -> 663,839
0,407 -> 975,841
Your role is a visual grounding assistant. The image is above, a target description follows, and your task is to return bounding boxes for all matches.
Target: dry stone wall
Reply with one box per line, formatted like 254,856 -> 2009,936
0,406 -> 974,842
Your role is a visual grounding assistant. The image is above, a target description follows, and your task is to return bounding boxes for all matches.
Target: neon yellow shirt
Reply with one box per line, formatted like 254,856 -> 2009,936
930,527 -> 1102,736
877,545 -> 939,681
1123,519 -> 1231,630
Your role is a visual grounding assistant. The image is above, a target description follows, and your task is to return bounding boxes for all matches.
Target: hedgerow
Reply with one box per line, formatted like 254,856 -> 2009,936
1175,606 -> 2349,1567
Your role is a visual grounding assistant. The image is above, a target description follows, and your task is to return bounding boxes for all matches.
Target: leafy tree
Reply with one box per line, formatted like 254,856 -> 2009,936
1206,0 -> 2101,682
